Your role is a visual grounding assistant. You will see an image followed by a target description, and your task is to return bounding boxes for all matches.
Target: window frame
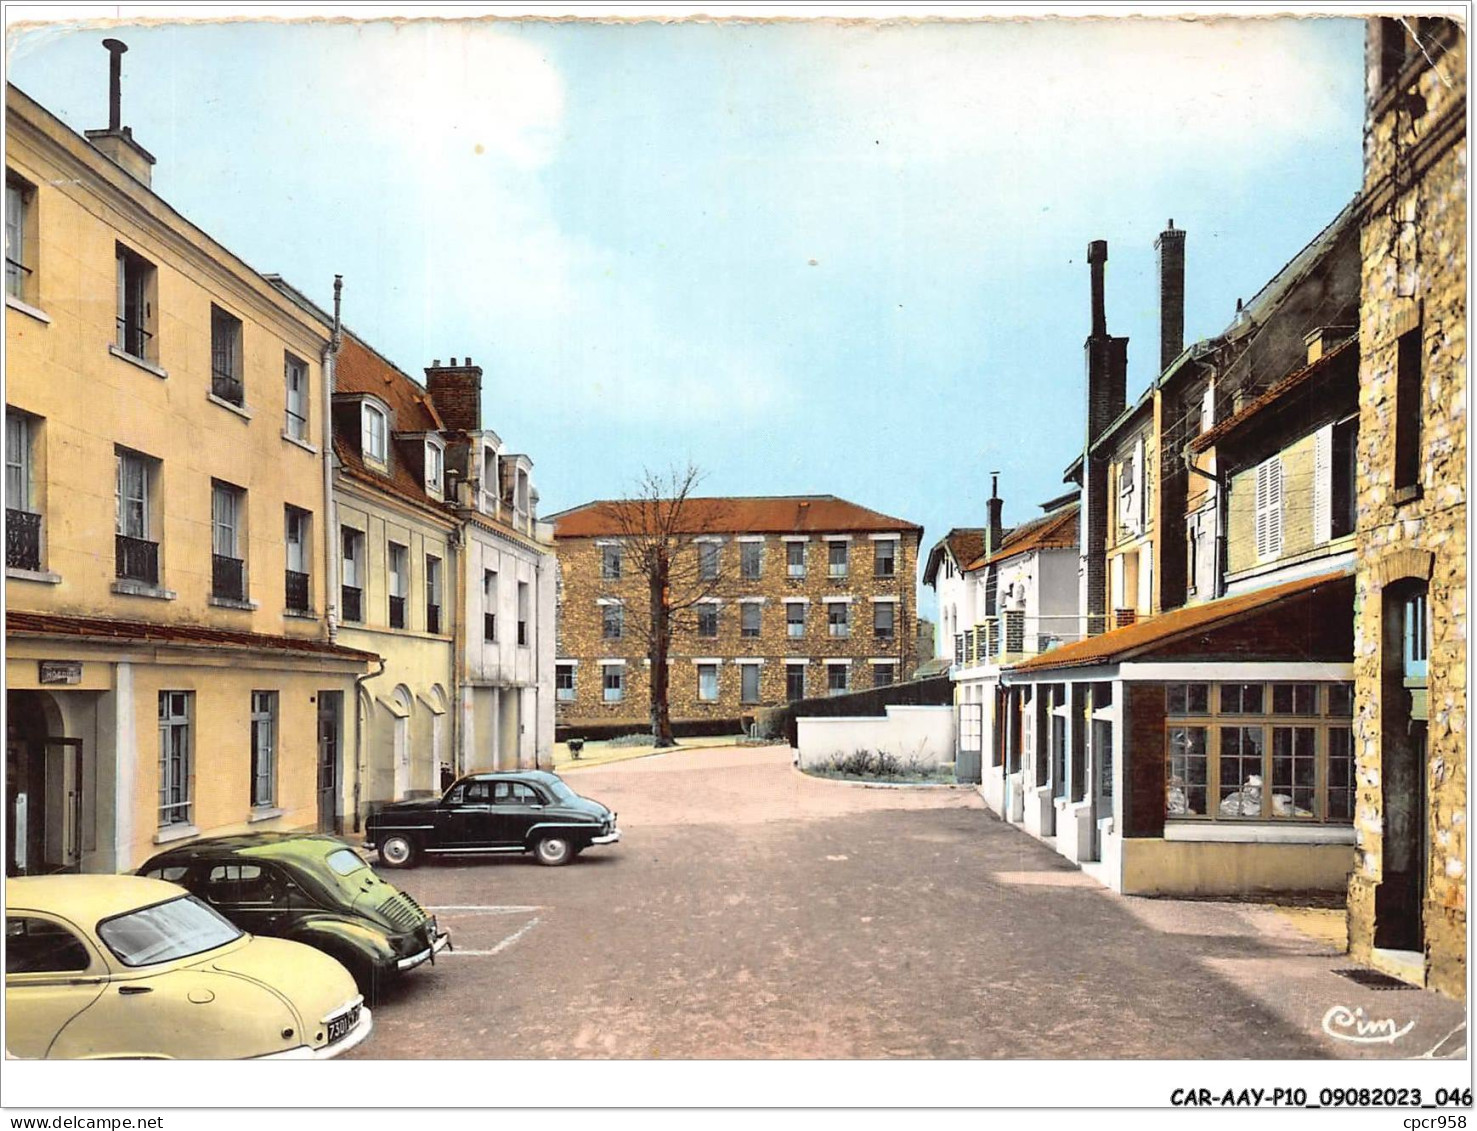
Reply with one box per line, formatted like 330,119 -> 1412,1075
740,541 -> 763,580
249,690 -> 278,810
873,601 -> 896,640
209,304 -> 245,406
786,541 -> 806,578
283,353 -> 309,441
697,602 -> 719,639
827,601 -> 850,638
873,539 -> 897,578
827,540 -> 849,578
697,663 -> 720,703
740,602 -> 762,638
556,664 -> 576,701
739,662 -> 761,705
601,543 -> 623,580
158,691 -> 194,829
698,541 -> 721,581
5,171 -> 36,305
424,438 -> 445,498
361,402 -> 389,466
425,554 -> 443,634
826,664 -> 849,696
785,601 -> 806,638
602,601 -> 624,641
114,243 -> 157,362
602,664 -> 624,703
7,407 -> 32,513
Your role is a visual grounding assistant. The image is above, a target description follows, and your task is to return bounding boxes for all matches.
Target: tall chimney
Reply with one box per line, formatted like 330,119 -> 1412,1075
1088,239 -> 1108,338
985,471 -> 1004,555
1081,239 -> 1129,637
84,39 -> 157,186
424,358 -> 483,432
1155,219 -> 1186,372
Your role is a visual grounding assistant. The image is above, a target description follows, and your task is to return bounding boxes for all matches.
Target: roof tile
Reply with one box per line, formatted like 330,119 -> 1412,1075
552,495 -> 922,539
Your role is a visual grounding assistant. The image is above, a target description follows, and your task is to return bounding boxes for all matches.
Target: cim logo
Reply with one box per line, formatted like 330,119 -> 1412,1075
1322,1004 -> 1416,1044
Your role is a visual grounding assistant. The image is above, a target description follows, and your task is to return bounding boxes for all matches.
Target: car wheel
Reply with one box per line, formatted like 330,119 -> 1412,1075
379,834 -> 417,869
534,835 -> 573,866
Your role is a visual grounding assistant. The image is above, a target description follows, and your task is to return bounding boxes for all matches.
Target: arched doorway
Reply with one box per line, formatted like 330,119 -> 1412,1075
6,690 -> 78,875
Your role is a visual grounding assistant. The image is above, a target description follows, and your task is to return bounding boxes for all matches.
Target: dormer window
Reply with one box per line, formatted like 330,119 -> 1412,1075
362,402 -> 388,466
425,438 -> 445,498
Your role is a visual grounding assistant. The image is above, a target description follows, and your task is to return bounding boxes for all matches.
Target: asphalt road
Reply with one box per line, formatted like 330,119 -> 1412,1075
346,746 -> 1466,1060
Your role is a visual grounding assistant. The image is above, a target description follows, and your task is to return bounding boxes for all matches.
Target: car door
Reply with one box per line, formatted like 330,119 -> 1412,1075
219,863 -> 298,938
443,780 -> 497,847
5,914 -> 109,1059
488,780 -> 546,846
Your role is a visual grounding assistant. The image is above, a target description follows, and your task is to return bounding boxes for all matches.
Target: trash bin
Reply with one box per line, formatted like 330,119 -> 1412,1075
567,738 -> 585,760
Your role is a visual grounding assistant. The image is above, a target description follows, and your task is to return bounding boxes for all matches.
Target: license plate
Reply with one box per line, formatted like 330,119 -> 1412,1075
326,1003 -> 361,1044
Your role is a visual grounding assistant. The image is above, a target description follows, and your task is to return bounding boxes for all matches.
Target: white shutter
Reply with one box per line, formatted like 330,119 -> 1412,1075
1255,460 -> 1271,561
1201,383 -> 1215,433
1312,425 -> 1333,545
1255,456 -> 1284,562
1131,437 -> 1145,533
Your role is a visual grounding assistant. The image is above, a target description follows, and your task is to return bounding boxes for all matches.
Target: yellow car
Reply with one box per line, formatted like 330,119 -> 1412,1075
6,874 -> 372,1059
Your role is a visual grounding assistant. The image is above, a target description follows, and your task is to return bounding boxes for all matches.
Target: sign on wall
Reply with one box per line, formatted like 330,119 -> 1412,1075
38,660 -> 83,685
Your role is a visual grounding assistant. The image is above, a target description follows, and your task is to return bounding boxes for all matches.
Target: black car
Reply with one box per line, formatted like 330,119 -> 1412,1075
137,833 -> 450,1002
365,770 -> 621,868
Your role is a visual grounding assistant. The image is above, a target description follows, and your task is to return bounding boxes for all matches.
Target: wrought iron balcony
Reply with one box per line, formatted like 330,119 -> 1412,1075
211,368 -> 245,406
212,554 -> 246,601
115,318 -> 153,360
285,569 -> 310,612
426,603 -> 441,635
5,257 -> 32,300
389,594 -> 406,629
341,584 -> 363,622
7,508 -> 41,571
115,533 -> 159,584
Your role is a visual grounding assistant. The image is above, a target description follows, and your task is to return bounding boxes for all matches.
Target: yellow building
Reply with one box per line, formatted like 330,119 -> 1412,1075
4,81 -> 373,874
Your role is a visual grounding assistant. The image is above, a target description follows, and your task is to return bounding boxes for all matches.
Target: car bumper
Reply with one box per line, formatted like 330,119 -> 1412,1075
255,1006 -> 373,1060
590,827 -> 622,845
397,931 -> 451,972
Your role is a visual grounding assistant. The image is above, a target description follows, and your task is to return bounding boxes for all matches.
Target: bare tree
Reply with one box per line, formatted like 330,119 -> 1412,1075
595,463 -> 733,747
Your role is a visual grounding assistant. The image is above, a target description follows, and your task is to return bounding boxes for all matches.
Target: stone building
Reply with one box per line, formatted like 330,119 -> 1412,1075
1346,17 -> 1466,999
551,496 -> 923,732
4,74 -> 374,873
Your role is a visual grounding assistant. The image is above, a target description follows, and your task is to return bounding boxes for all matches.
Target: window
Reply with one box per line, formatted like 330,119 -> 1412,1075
388,542 -> 408,628
603,665 -> 624,702
828,541 -> 849,578
340,527 -> 364,622
115,244 -> 156,361
483,569 -> 497,642
740,663 -> 761,704
699,542 -> 720,581
741,542 -> 763,580
481,447 -> 499,513
827,664 -> 849,696
517,581 -> 529,646
827,602 -> 850,638
873,602 -> 895,640
158,691 -> 193,828
697,603 -> 719,638
1331,417 -> 1356,539
786,664 -> 806,701
602,602 -> 624,640
425,555 -> 443,634
1164,680 -> 1357,823
6,408 -> 39,572
1394,324 -> 1423,494
210,305 -> 244,406
5,173 -> 34,303
250,691 -> 277,809
874,539 -> 896,578
284,506 -> 310,612
556,664 -> 576,702
6,917 -> 91,975
601,544 -> 622,580
1253,456 -> 1283,562
787,541 -> 806,578
697,663 -> 720,702
284,353 -> 309,441
1403,591 -> 1428,679
786,602 -> 806,638
425,441 -> 444,497
362,402 -> 388,465
873,662 -> 896,688
113,449 -> 159,585
741,602 -> 761,638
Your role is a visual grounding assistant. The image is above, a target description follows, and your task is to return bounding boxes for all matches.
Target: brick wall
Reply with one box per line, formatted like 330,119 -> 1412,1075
1348,20 -> 1466,999
555,530 -> 921,727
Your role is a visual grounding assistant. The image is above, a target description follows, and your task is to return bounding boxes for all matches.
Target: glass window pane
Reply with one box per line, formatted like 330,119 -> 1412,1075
1167,726 -> 1207,816
1217,726 -> 1265,817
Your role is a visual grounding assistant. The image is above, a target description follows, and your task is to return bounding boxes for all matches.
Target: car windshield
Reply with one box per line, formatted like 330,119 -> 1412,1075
325,847 -> 369,876
96,895 -> 242,967
544,777 -> 577,803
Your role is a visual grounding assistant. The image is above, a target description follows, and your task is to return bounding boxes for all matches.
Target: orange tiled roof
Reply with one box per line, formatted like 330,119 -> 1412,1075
1189,338 -> 1356,454
1007,569 -> 1351,672
551,495 -> 922,539
967,503 -> 1079,570
335,334 -> 444,434
6,611 -> 378,661
946,528 -> 987,567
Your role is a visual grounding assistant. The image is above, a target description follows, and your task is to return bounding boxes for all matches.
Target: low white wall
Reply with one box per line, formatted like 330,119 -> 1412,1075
796,706 -> 956,772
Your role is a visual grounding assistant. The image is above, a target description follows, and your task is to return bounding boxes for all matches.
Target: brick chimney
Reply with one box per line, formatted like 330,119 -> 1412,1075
1081,240 -> 1129,637
985,471 -> 1004,556
84,39 -> 156,187
424,356 -> 483,432
1155,219 -> 1186,373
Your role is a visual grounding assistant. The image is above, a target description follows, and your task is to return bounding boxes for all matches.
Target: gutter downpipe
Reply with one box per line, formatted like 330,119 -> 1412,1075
323,275 -> 343,642
353,655 -> 387,835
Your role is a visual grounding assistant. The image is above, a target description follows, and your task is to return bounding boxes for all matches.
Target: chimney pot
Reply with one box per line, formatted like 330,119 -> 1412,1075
433,359 -> 441,367
1087,240 -> 1108,338
1155,220 -> 1186,373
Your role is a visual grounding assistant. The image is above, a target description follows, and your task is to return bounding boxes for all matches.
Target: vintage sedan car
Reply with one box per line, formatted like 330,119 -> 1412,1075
5,874 -> 370,1060
138,833 -> 449,1003
366,770 -> 620,868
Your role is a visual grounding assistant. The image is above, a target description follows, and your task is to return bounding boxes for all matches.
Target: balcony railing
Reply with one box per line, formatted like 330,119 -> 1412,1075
6,257 -> 31,300
115,318 -> 153,361
212,554 -> 246,601
426,603 -> 441,635
341,584 -> 363,623
484,612 -> 496,642
389,595 -> 406,629
285,569 -> 310,612
7,508 -> 41,571
211,369 -> 244,406
115,534 -> 159,585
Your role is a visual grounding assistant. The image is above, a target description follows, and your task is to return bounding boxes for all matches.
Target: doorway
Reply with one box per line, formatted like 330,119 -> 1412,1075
1375,583 -> 1428,952
316,691 -> 342,834
6,691 -> 81,875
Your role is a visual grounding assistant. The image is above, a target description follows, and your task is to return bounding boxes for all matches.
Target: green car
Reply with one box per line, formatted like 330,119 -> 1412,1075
137,833 -> 449,1004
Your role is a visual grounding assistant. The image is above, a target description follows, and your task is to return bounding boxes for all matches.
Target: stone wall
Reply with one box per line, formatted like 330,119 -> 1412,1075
1348,21 -> 1466,999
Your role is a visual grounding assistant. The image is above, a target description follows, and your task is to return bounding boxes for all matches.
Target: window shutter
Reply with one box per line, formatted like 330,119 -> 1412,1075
1254,460 -> 1271,561
1313,424 -> 1333,545
1134,437 -> 1147,530
1256,456 -> 1284,561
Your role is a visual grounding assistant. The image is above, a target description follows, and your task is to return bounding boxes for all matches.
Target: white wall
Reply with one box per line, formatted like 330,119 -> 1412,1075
796,706 -> 956,772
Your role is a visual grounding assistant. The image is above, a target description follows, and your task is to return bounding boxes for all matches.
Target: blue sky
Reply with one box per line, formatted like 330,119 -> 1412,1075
7,13 -> 1367,618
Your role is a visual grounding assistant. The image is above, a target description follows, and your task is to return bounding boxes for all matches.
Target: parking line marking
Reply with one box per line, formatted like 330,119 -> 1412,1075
441,916 -> 542,957
427,905 -> 542,913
